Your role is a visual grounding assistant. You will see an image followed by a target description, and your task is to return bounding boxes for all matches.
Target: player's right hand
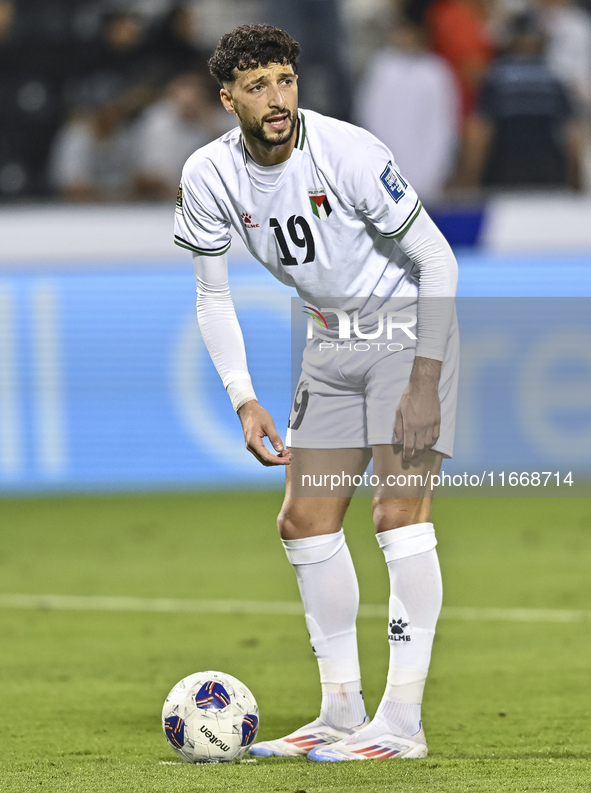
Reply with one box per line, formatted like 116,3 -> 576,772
237,401 -> 292,467
393,357 -> 442,462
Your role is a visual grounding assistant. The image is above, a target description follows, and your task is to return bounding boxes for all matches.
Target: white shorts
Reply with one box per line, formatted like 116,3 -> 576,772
286,313 -> 459,457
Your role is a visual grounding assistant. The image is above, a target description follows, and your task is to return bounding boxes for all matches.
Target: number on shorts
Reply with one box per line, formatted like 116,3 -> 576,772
290,380 -> 309,430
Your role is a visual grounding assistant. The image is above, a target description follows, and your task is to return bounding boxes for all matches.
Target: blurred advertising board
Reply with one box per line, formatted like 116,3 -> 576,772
1,258 -> 591,494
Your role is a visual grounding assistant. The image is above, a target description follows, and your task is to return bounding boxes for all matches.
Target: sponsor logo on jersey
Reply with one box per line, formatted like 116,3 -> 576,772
241,212 -> 260,229
308,189 -> 332,221
175,184 -> 183,215
380,162 -> 408,203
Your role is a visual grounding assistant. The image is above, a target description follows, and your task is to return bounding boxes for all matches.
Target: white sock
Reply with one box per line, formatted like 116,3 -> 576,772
282,530 -> 367,730
372,522 -> 442,739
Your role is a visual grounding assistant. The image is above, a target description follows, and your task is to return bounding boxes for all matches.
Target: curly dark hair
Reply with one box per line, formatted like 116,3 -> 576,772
208,24 -> 300,86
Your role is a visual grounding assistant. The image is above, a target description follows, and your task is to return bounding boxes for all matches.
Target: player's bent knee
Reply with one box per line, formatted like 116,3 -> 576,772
277,507 -> 324,540
277,500 -> 342,540
372,497 -> 433,533
277,509 -> 300,540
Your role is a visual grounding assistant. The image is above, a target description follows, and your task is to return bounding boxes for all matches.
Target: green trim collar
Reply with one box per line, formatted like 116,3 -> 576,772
297,111 -> 306,150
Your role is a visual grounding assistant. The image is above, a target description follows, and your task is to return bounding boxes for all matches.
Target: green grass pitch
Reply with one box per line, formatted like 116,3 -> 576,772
0,491 -> 590,792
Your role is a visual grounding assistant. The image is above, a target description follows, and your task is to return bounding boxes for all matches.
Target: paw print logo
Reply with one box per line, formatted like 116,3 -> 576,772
389,618 -> 409,637
241,212 -> 252,225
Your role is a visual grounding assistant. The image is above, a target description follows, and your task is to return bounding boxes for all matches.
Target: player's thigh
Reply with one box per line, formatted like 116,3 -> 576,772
371,446 -> 443,533
279,447 -> 372,540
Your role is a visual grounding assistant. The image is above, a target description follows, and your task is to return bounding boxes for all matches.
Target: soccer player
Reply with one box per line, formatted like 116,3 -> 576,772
174,24 -> 459,761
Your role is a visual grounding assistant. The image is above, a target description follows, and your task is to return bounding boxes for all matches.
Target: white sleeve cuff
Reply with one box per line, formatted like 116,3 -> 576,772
226,378 -> 258,412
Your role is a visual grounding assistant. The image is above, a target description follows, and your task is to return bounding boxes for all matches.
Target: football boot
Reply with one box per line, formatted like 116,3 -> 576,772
248,716 -> 370,758
307,721 -> 427,761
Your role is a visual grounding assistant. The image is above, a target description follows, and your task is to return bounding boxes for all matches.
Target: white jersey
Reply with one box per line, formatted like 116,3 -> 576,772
174,109 -> 423,307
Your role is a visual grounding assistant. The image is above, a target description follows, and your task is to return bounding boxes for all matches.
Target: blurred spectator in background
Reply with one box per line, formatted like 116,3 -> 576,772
535,0 -> 591,190
48,86 -> 148,202
8,0 -> 591,202
0,0 -> 68,197
459,12 -> 582,189
146,3 -> 209,80
536,0 -> 591,114
427,0 -> 495,120
268,0 -> 351,119
342,0 -> 394,78
132,72 -> 231,200
354,14 -> 460,202
70,10 -> 155,110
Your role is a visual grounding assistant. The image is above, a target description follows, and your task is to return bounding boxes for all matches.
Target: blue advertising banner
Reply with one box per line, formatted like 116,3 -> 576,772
1,255 -> 591,493
0,264 -> 292,492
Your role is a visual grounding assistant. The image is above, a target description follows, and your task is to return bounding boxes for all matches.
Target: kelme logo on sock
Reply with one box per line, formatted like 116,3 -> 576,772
389,618 -> 411,642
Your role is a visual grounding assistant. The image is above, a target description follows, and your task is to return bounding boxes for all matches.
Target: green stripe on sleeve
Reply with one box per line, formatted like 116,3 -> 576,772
381,201 -> 423,240
173,239 -> 231,256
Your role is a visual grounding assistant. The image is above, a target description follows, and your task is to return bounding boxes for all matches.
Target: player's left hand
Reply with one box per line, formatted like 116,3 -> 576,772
394,357 -> 441,461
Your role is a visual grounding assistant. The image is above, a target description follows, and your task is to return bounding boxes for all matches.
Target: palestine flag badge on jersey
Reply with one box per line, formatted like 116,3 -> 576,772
308,189 -> 332,221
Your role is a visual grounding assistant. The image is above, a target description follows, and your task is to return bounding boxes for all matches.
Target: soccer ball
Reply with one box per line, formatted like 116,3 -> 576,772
162,670 -> 259,763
